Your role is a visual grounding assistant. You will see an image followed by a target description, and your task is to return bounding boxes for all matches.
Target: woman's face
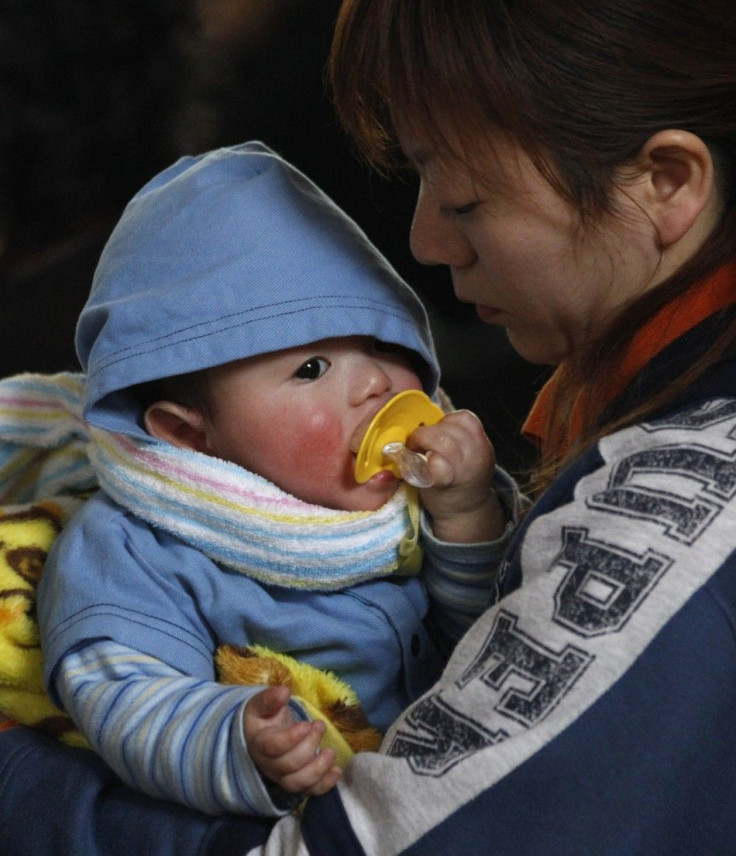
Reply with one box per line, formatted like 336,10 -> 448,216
403,131 -> 662,364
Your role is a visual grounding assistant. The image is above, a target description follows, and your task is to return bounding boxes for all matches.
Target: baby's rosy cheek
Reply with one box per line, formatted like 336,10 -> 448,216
293,415 -> 344,470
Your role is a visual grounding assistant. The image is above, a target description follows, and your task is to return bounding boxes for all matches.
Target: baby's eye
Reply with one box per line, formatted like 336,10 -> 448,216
294,357 -> 330,380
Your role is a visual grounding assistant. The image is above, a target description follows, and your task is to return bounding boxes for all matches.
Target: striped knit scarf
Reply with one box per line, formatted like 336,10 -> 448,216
0,373 -> 422,591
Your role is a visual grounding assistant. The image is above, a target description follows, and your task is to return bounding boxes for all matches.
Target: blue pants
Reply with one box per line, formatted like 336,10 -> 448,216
0,726 -> 273,856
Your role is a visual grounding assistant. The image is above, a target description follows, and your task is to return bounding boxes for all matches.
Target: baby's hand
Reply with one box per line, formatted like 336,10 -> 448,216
408,409 -> 505,543
244,685 -> 342,799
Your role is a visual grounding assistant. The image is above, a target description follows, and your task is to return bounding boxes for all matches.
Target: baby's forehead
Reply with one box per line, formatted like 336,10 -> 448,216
209,335 -> 412,377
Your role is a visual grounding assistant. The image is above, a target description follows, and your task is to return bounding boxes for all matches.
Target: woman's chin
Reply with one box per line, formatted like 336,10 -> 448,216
506,327 -> 565,366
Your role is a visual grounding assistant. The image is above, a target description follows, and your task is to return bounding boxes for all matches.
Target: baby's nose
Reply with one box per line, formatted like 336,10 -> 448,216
353,360 -> 393,404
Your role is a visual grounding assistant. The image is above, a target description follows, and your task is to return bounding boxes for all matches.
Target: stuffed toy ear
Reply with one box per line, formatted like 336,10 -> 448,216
216,643 -> 382,766
0,501 -> 88,747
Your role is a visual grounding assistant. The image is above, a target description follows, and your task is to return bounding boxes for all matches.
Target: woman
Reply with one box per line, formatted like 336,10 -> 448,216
3,0 -> 736,853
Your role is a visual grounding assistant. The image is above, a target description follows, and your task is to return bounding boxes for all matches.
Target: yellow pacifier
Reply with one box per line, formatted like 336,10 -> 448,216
354,390 -> 444,488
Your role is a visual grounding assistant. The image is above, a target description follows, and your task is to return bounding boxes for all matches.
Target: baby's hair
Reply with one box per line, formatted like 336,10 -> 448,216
133,369 -> 215,421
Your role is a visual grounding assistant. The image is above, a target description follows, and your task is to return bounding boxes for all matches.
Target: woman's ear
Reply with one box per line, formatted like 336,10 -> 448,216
143,401 -> 210,453
634,130 -> 716,248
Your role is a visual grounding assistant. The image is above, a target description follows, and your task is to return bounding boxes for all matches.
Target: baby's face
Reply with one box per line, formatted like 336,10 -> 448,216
200,336 -> 423,511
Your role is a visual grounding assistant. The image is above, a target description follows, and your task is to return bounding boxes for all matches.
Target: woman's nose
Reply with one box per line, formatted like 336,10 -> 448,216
409,184 -> 474,268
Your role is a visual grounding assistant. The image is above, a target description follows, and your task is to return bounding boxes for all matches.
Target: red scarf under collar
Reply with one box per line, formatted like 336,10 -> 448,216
523,262 -> 736,454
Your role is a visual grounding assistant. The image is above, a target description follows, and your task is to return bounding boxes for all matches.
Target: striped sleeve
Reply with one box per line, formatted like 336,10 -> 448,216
53,640 -> 302,817
421,467 -> 524,644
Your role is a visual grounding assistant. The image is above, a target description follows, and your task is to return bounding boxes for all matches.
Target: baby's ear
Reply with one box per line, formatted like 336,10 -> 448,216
143,401 -> 209,452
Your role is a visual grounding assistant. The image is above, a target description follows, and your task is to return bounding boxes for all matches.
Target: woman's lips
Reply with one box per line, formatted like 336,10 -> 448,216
475,304 -> 502,323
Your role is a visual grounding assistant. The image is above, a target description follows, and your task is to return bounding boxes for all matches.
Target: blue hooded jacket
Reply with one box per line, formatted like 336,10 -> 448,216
75,141 -> 438,436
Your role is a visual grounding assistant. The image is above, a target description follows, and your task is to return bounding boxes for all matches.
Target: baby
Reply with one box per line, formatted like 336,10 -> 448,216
38,143 -> 505,816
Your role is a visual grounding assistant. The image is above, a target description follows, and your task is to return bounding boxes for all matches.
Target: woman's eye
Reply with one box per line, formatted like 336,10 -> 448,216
453,202 -> 478,216
294,357 -> 329,380
440,200 -> 478,218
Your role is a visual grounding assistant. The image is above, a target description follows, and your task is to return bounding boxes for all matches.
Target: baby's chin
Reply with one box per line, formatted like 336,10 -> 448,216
341,470 -> 401,512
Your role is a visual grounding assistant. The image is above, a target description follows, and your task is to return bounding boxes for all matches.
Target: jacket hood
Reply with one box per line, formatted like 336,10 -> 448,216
77,141 -> 438,436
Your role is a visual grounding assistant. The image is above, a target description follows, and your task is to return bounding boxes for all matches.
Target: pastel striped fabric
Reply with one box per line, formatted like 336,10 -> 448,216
0,373 -> 96,504
56,639 -> 298,816
0,373 -> 420,590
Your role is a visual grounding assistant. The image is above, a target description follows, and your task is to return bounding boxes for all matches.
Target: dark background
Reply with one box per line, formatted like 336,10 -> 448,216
0,0 -> 545,477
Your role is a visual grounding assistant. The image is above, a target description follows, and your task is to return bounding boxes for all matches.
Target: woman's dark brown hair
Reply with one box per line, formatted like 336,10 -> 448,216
330,0 -> 736,489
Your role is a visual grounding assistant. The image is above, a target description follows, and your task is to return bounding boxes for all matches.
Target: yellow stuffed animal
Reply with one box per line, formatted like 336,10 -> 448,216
0,500 -> 87,746
217,643 -> 382,767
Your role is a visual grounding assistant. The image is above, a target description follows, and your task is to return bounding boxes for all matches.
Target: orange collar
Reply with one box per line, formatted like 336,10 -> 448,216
523,262 -> 736,451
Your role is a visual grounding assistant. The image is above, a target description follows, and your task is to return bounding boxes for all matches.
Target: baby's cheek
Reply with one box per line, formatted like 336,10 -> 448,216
290,414 -> 344,474
264,414 -> 346,498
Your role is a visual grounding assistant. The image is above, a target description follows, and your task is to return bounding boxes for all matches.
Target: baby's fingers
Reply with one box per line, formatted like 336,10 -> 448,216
297,758 -> 343,797
264,721 -> 340,794
253,718 -> 314,763
246,685 -> 291,722
278,740 -> 342,796
411,410 -> 494,483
